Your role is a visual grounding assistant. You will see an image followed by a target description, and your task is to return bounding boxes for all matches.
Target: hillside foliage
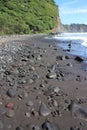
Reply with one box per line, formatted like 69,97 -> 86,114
0,0 -> 58,35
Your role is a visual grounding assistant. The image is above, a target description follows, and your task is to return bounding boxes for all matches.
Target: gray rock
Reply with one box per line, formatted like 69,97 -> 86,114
18,79 -> 26,84
25,112 -> 30,118
52,100 -> 58,107
50,86 -> 60,93
7,88 -> 17,97
56,56 -> 65,61
26,101 -> 34,107
28,79 -> 34,84
42,121 -> 58,130
31,125 -> 40,130
0,121 -> 4,129
11,69 -> 19,75
0,109 -> 6,117
39,103 -> 50,116
6,109 -> 15,118
71,102 -> 87,121
46,72 -> 57,79
67,63 -> 73,67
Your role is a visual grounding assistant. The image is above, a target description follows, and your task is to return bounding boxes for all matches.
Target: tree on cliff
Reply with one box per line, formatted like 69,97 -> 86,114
0,0 -> 59,35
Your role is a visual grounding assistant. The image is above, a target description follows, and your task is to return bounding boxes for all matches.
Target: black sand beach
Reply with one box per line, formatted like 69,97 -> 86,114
0,35 -> 87,130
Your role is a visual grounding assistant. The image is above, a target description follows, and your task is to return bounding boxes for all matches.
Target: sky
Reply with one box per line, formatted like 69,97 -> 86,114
54,0 -> 87,25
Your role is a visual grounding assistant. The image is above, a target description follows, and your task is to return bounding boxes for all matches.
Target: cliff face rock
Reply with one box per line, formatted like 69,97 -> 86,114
0,0 -> 59,34
64,24 -> 87,32
52,6 -> 64,33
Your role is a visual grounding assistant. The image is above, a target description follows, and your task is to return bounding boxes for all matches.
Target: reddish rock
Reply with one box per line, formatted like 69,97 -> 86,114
5,102 -> 14,109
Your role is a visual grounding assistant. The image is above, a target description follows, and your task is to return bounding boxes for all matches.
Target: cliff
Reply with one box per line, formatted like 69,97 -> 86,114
64,24 -> 87,32
0,0 -> 59,35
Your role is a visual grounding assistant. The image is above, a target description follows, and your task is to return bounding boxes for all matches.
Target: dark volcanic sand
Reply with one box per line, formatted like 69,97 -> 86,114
0,34 -> 87,130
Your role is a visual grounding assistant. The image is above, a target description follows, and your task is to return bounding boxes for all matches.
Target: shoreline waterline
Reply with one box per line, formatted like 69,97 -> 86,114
48,32 -> 87,59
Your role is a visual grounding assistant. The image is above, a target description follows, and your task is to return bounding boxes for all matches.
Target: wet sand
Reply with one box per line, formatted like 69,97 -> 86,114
0,34 -> 87,130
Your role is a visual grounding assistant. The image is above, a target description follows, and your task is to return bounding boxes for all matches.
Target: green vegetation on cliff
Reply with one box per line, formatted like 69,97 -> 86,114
0,0 -> 58,35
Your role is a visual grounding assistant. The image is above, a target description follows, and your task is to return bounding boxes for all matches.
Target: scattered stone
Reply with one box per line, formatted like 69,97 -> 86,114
7,88 -> 17,97
36,55 -> 42,60
71,102 -> 87,121
5,102 -> 14,109
26,101 -> 34,107
28,79 -> 34,84
65,55 -> 71,59
11,69 -> 19,75
50,86 -> 60,93
6,109 -> 15,118
80,122 -> 85,126
29,66 -> 35,71
18,79 -> 26,84
67,63 -> 73,67
75,56 -> 84,62
25,112 -> 30,118
52,100 -> 58,107
56,56 -> 66,61
40,84 -> 45,88
32,110 -> 39,117
46,72 -> 57,79
39,102 -> 51,116
0,121 -> 4,129
60,72 -> 64,77
42,121 -> 58,130
0,109 -> 6,117
15,126 -> 24,130
31,125 -> 40,130
6,124 -> 12,129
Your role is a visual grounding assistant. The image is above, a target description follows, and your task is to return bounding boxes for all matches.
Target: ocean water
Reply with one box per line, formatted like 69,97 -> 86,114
53,32 -> 87,58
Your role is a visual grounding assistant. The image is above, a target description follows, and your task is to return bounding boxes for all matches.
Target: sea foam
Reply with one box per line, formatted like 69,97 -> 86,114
53,32 -> 87,47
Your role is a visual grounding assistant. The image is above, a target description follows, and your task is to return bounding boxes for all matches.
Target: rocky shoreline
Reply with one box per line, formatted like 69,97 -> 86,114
0,34 -> 87,130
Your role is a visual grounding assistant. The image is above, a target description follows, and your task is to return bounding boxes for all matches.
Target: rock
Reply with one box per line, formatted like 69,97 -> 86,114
29,66 -> 35,71
18,79 -> 26,84
65,55 -> 71,59
39,103 -> 51,116
75,56 -> 84,62
26,101 -> 34,107
56,56 -> 65,60
42,121 -> 58,130
60,72 -> 64,77
25,112 -> 30,118
32,74 -> 40,80
52,100 -> 58,107
7,88 -> 17,97
46,72 -> 57,79
28,79 -> 34,84
36,55 -> 42,60
80,122 -> 85,126
67,63 -> 73,67
11,69 -> 19,75
50,86 -> 60,93
6,124 -> 12,129
32,110 -> 39,117
71,102 -> 87,121
5,102 -> 14,109
0,109 -> 6,117
31,125 -> 40,130
15,126 -> 24,130
6,109 -> 15,118
40,84 -> 45,88
0,121 -> 4,129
